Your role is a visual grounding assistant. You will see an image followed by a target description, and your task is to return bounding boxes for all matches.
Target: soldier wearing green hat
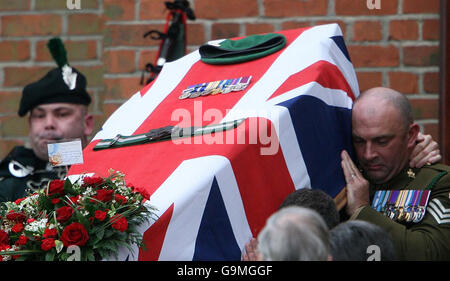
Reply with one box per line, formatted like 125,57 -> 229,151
0,38 -> 94,203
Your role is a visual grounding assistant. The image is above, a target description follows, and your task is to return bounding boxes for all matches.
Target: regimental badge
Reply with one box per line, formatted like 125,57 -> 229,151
62,64 -> 77,90
407,168 -> 415,179
179,76 -> 252,99
371,189 -> 431,223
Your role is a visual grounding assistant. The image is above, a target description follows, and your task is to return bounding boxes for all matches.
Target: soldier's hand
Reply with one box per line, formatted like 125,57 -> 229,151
341,150 -> 370,216
410,132 -> 441,168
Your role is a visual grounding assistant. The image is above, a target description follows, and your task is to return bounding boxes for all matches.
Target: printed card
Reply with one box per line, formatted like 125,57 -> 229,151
47,139 -> 84,167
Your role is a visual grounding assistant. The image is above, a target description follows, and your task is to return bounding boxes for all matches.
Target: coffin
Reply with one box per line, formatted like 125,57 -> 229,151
68,23 -> 359,261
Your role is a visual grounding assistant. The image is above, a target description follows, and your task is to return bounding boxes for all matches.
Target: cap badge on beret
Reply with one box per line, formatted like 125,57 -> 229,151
17,38 -> 92,117
62,64 -> 77,90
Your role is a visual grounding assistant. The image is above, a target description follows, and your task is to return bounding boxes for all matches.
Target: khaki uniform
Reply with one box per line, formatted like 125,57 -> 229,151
352,164 -> 450,261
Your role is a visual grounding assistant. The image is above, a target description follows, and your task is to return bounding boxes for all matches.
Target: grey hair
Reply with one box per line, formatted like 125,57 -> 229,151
257,206 -> 330,261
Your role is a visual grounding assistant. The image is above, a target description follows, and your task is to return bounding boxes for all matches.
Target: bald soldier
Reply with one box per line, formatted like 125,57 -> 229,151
342,87 -> 450,260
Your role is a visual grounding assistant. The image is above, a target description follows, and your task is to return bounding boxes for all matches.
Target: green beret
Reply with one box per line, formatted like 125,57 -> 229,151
18,66 -> 91,117
199,33 -> 287,65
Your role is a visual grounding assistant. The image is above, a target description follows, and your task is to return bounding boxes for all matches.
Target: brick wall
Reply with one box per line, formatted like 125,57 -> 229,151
0,0 -> 441,159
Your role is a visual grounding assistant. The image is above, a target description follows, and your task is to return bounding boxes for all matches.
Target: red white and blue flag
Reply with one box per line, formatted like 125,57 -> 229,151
68,24 -> 359,261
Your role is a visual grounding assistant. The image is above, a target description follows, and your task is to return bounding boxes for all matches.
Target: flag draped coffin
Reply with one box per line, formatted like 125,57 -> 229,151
68,24 -> 360,261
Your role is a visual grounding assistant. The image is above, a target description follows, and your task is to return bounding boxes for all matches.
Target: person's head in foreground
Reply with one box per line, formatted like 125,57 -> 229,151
329,220 -> 397,261
279,188 -> 340,229
257,206 -> 330,261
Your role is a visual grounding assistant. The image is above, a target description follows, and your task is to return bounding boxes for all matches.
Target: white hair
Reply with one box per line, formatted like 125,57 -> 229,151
257,206 -> 330,261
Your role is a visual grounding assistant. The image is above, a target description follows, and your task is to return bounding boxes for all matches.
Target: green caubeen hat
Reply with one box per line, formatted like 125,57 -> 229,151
199,33 -> 287,65
18,38 -> 91,117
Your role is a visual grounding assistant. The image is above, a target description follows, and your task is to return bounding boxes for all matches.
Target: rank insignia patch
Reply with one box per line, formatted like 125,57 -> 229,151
427,199 -> 450,225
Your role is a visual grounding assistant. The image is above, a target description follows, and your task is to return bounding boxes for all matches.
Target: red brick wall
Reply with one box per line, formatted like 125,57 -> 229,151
0,0 -> 441,159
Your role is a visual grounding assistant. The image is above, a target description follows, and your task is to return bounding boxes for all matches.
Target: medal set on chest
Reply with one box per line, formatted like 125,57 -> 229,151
179,76 -> 252,99
371,189 -> 431,223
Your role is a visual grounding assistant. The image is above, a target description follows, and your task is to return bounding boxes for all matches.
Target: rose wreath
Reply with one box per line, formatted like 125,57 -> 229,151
0,170 -> 156,261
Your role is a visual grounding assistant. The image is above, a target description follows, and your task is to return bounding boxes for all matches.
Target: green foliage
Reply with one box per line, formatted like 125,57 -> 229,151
38,194 -> 53,212
45,250 -> 55,261
63,179 -> 78,196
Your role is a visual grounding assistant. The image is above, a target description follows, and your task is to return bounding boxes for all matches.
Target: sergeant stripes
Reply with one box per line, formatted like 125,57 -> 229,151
427,198 -> 450,224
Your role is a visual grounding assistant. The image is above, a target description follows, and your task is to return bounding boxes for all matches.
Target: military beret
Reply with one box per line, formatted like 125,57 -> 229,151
18,66 -> 91,117
18,37 -> 91,117
199,33 -> 287,65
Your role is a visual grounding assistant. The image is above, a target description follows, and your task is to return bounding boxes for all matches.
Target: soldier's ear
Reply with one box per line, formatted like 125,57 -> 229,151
83,113 -> 94,137
407,123 -> 420,149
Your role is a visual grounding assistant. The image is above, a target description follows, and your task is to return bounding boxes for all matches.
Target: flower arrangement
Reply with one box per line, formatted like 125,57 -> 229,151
0,170 -> 155,261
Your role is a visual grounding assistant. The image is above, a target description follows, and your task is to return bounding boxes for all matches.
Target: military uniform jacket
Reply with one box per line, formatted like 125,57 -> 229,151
0,146 -> 66,203
352,164 -> 450,261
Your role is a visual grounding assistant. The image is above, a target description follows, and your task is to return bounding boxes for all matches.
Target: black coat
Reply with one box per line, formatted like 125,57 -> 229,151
0,146 -> 66,203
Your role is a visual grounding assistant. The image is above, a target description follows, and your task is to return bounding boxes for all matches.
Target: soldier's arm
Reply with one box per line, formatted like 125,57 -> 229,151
353,183 -> 450,261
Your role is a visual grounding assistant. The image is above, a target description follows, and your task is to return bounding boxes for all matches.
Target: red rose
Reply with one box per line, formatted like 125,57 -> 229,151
94,189 -> 114,202
11,223 -> 24,233
68,195 -> 79,204
51,198 -> 61,205
26,218 -> 35,224
94,210 -> 107,221
0,244 -> 10,251
48,179 -> 65,196
83,176 -> 104,187
110,214 -> 128,232
43,228 -> 58,239
0,230 -> 9,245
15,235 -> 28,246
131,185 -> 150,199
6,211 -> 26,222
60,222 -> 89,247
114,194 -> 127,205
14,197 -> 25,205
41,238 -> 55,251
56,206 -> 74,223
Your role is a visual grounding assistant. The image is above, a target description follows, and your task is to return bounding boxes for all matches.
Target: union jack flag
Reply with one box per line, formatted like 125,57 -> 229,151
68,24 -> 359,261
